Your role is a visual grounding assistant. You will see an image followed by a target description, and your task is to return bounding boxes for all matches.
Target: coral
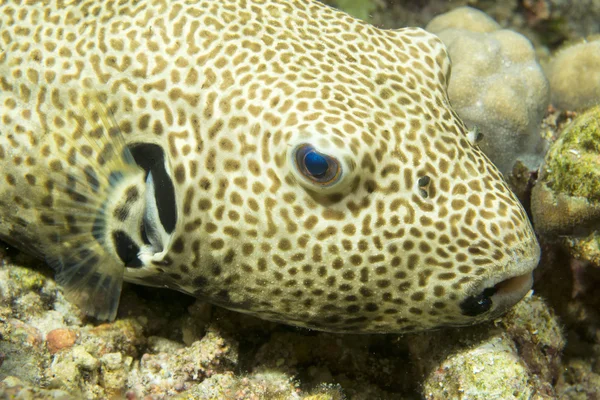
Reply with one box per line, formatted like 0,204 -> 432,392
46,345 -> 102,396
345,0 -> 521,34
529,107 -> 600,399
408,294 -> 563,400
547,38 -> 600,111
531,242 -> 600,400
351,0 -> 598,47
531,106 -> 600,265
557,358 -> 600,399
190,371 -> 300,400
427,7 -> 550,174
251,331 -> 413,397
500,294 -> 565,389
125,325 -> 239,398
427,6 -> 501,33
566,235 -> 600,269
422,333 -> 534,399
536,103 -> 600,196
504,160 -> 537,210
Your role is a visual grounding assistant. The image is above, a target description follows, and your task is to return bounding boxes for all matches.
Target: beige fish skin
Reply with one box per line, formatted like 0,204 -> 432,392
0,0 -> 539,332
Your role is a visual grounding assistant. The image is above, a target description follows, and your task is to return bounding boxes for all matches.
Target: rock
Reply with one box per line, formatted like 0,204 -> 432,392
532,106 -> 600,266
183,371 -> 302,399
181,301 -> 212,346
125,324 -> 239,398
557,358 -> 600,399
46,345 -> 100,395
147,336 -> 185,354
71,346 -> 101,371
409,294 -> 563,399
83,319 -> 147,359
0,319 -> 46,385
0,376 -> 73,400
500,294 -> 565,392
46,329 -> 78,354
100,352 -> 133,397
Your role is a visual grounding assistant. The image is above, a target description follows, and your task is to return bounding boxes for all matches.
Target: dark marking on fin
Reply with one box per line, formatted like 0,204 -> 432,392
84,165 -> 100,193
108,171 -> 124,187
46,247 -> 124,321
92,213 -> 106,243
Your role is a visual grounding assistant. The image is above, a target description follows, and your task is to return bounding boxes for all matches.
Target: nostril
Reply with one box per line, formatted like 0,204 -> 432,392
417,175 -> 431,198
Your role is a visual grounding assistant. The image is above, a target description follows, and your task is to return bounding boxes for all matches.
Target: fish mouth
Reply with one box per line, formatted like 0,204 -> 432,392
460,254 -> 538,318
488,271 -> 533,310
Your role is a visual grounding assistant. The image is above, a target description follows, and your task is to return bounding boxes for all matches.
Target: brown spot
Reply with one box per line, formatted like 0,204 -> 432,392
174,164 -> 186,184
172,237 -> 185,254
46,329 -> 77,354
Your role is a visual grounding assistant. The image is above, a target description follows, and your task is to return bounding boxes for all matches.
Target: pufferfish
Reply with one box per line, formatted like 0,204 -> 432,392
0,0 -> 540,333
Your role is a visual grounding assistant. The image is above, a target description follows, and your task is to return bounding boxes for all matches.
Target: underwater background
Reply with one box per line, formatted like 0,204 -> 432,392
1,0 -> 600,398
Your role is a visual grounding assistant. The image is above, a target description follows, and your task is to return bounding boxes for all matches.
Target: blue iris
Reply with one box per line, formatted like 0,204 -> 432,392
294,143 -> 341,186
304,150 -> 329,177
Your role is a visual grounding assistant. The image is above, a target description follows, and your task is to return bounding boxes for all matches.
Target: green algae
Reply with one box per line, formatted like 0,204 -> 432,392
409,294 -> 564,399
533,106 -> 600,265
566,234 -> 600,267
8,266 -> 47,293
532,106 -> 600,265
542,106 -> 600,202
331,0 -> 377,21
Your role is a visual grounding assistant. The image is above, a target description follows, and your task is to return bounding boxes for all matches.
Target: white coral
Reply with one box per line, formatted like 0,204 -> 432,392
427,7 -> 550,174
548,38 -> 600,111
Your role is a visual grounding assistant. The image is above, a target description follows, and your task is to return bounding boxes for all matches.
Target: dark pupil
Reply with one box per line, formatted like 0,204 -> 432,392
304,151 -> 329,177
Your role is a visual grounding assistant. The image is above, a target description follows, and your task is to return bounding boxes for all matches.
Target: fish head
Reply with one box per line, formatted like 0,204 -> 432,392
141,26 -> 541,333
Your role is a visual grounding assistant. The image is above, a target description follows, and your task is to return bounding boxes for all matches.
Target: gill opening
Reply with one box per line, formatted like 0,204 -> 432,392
128,143 -> 177,254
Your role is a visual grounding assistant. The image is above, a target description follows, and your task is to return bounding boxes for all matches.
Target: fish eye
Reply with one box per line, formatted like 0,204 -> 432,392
293,144 -> 342,187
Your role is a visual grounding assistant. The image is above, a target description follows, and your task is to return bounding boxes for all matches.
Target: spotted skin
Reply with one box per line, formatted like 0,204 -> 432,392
0,0 -> 540,332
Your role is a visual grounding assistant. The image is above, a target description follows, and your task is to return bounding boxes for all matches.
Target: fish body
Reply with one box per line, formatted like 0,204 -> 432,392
0,0 -> 540,332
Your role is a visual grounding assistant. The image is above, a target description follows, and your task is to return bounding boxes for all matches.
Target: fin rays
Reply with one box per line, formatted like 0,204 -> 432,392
46,242 -> 123,321
37,94 -> 144,321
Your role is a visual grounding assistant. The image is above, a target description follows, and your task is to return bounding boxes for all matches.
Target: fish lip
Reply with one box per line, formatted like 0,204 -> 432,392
468,247 -> 539,316
478,264 -> 536,298
488,271 -> 534,314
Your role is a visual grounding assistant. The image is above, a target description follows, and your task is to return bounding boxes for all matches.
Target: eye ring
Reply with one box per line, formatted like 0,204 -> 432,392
293,144 -> 342,187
